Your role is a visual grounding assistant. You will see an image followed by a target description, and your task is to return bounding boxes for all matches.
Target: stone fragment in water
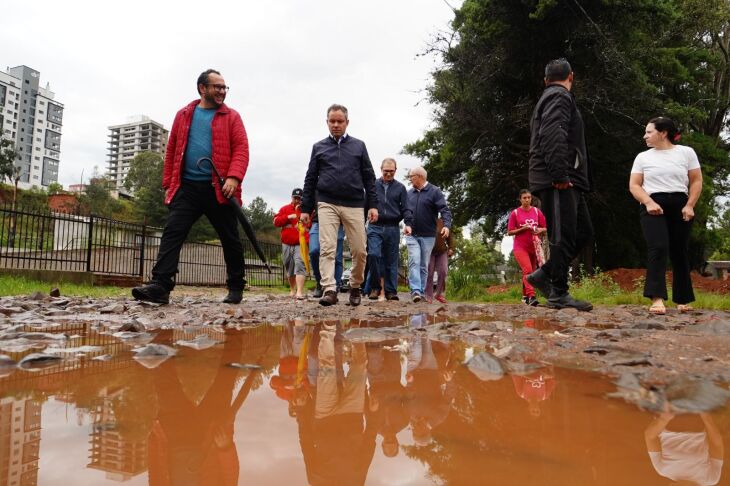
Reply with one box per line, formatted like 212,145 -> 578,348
118,321 -> 146,333
175,334 -> 218,350
692,320 -> 730,335
50,288 -> 61,297
17,353 -> 63,371
132,344 -> 177,369
28,291 -> 47,301
227,363 -> 263,370
343,326 -> 411,343
466,351 -> 505,381
583,344 -> 651,366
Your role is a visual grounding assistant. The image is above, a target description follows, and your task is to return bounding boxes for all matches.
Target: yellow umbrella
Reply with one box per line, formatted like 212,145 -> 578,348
297,221 -> 311,275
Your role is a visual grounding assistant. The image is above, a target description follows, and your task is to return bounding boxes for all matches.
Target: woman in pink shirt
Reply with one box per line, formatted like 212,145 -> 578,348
508,190 -> 547,306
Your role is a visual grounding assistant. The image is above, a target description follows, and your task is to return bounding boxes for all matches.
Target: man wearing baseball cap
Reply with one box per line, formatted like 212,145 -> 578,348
274,188 -> 309,299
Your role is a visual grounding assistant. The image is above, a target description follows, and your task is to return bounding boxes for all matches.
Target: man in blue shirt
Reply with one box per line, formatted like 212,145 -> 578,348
300,104 -> 378,307
405,167 -> 452,303
132,69 -> 249,305
366,158 -> 411,301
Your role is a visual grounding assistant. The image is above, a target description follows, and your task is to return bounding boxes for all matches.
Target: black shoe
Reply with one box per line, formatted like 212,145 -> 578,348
349,288 -> 362,306
526,268 -> 553,298
411,293 -> 422,303
368,290 -> 379,300
522,296 -> 529,305
223,289 -> 243,304
131,283 -> 170,304
385,293 -> 399,301
312,284 -> 323,298
527,296 -> 539,307
319,290 -> 338,306
547,293 -> 593,311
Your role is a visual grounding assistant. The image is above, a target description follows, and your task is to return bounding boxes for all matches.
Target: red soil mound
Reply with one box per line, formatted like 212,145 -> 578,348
605,268 -> 730,295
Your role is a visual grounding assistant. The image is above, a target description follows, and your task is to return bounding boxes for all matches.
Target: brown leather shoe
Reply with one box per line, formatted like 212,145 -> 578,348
319,290 -> 338,306
349,288 -> 362,306
368,290 -> 379,300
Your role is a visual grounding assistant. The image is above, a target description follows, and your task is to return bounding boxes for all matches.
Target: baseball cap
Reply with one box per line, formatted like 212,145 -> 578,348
292,188 -> 303,197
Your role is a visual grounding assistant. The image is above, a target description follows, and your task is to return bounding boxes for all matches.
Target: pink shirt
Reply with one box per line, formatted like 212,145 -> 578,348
508,206 -> 546,252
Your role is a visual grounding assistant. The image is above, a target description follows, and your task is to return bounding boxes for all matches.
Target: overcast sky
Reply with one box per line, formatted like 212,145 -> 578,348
3,0 -> 463,211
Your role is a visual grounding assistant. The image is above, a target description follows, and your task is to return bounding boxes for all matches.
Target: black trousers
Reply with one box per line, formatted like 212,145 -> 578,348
534,187 -> 593,296
639,192 -> 694,304
151,181 -> 245,292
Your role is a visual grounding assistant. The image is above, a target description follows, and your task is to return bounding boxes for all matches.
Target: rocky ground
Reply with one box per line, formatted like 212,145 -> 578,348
1,285 -> 729,411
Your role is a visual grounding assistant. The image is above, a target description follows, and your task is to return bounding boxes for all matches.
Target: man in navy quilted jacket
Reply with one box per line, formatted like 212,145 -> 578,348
132,68 -> 249,305
300,104 -> 379,307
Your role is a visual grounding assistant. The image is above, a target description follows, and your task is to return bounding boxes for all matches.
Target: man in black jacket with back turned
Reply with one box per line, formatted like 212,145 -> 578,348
527,58 -> 594,311
300,104 -> 379,307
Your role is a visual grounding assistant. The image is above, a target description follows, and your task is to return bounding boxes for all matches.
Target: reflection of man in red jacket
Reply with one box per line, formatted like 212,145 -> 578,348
132,68 -> 249,305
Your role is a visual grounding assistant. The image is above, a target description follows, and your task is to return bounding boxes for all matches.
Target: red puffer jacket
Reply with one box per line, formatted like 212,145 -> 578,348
162,100 -> 249,205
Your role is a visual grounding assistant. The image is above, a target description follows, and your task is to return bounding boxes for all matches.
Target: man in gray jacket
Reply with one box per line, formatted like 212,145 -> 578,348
526,58 -> 594,311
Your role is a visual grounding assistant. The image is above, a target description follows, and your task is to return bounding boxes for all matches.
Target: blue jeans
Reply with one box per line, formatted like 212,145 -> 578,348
309,223 -> 344,287
366,225 -> 400,294
406,235 -> 435,295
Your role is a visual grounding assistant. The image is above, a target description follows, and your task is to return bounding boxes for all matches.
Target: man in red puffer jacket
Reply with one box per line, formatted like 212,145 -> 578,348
132,68 -> 249,305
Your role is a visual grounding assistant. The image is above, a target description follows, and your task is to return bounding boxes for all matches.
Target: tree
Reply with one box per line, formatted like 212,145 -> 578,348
46,182 -> 63,195
405,0 -> 730,271
450,224 -> 504,277
78,169 -> 122,217
242,196 -> 278,242
0,139 -> 17,184
124,152 -> 167,226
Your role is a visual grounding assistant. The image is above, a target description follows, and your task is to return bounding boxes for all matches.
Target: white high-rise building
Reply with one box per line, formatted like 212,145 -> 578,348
106,115 -> 168,193
0,65 -> 63,189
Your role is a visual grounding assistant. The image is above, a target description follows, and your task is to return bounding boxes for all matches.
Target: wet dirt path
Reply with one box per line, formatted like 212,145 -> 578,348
0,288 -> 728,484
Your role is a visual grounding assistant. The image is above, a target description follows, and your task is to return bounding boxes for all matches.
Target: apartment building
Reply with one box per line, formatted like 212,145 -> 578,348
0,65 -> 63,189
106,115 -> 168,193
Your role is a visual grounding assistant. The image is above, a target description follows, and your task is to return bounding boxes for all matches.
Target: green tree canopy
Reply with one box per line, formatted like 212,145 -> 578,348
405,0 -> 730,270
0,139 -> 18,184
124,151 -> 167,226
78,170 -> 122,217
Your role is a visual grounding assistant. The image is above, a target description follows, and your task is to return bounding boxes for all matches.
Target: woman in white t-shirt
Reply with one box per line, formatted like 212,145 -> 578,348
629,117 -> 703,315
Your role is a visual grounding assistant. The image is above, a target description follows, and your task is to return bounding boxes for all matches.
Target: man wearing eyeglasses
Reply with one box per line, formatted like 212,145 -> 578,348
365,158 -> 411,301
404,167 -> 451,303
132,68 -> 249,305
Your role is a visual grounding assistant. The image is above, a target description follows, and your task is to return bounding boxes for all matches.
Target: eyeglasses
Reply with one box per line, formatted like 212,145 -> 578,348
206,84 -> 230,92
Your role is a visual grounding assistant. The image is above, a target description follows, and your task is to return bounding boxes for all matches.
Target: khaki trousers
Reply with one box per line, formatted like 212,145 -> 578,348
318,202 -> 367,292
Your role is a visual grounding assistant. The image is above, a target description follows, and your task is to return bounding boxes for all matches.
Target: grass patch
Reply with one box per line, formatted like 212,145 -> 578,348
0,275 -> 127,299
448,271 -> 730,310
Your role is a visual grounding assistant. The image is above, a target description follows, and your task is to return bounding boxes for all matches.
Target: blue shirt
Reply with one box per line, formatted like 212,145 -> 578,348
183,106 -> 216,181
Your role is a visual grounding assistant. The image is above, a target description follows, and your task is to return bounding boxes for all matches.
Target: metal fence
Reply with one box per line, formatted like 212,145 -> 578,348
0,204 -> 286,287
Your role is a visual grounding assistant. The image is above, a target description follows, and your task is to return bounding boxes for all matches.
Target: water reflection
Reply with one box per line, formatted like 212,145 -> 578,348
645,412 -> 724,485
149,330 -> 257,485
0,318 -> 728,485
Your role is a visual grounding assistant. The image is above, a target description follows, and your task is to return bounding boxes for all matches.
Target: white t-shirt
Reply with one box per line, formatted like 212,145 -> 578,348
631,145 -> 701,195
648,430 -> 723,485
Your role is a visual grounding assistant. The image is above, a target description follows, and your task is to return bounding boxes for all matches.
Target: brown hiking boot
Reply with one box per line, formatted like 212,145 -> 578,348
349,288 -> 362,306
319,290 -> 338,306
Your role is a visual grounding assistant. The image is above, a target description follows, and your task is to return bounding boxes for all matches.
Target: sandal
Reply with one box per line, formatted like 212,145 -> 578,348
677,304 -> 694,313
649,301 -> 666,315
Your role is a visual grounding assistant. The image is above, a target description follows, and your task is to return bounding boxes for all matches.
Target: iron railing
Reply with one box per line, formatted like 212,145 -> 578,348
0,204 -> 286,287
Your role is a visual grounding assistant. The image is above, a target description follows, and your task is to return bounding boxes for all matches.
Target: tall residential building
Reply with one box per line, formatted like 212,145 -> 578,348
0,65 -> 63,189
0,397 -> 42,486
106,115 -> 168,193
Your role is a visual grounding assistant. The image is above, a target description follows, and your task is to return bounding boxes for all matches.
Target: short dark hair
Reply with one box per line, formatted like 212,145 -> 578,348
327,104 -> 349,119
648,116 -> 681,144
197,69 -> 221,95
544,58 -> 572,82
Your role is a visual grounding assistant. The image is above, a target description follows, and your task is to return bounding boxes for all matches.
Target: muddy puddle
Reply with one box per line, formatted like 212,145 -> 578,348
1,314 -> 729,485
